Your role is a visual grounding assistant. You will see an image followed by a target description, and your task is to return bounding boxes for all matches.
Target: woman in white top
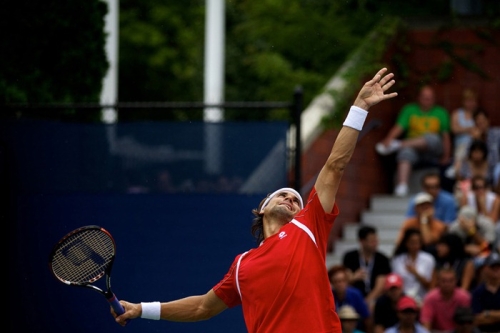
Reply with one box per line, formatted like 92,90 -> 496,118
461,175 -> 500,223
391,228 -> 435,306
446,89 -> 477,178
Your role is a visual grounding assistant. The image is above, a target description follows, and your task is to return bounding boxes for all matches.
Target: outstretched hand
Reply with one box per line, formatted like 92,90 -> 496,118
353,68 -> 397,110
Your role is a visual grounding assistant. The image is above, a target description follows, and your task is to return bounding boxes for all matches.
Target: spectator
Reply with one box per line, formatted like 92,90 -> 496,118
373,273 -> 405,333
471,252 -> 500,333
384,295 -> 430,333
328,265 -> 371,332
406,170 -> 457,224
392,228 -> 435,305
448,206 -> 495,267
471,109 -> 500,177
451,306 -> 481,333
342,225 -> 392,307
456,140 -> 492,184
338,305 -> 366,333
396,192 -> 448,254
420,267 -> 471,332
432,233 -> 475,291
446,89 -> 478,180
495,223 -> 500,254
459,175 -> 500,224
375,85 -> 451,197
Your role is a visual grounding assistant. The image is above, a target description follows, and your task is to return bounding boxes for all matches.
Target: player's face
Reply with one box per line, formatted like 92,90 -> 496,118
265,191 -> 302,220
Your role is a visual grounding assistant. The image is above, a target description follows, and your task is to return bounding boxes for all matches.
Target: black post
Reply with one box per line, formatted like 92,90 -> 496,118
293,86 -> 303,192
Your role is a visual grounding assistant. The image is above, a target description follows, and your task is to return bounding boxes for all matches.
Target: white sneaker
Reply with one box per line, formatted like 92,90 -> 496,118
394,183 -> 408,197
444,166 -> 456,179
375,140 -> 401,156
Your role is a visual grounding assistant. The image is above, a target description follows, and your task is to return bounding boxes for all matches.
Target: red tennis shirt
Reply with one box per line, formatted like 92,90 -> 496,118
213,187 -> 341,333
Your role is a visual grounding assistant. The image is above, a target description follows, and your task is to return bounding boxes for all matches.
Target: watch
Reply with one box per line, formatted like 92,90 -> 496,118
484,310 -> 490,318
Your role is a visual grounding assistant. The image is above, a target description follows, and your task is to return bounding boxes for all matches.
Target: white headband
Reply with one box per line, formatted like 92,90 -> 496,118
259,187 -> 304,213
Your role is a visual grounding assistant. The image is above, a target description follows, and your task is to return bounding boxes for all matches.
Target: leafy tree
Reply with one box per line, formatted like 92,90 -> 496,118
1,0 -> 108,121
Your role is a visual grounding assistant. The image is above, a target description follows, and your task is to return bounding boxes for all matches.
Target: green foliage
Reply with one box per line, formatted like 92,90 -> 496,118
1,0 -> 108,121
321,16 -> 403,128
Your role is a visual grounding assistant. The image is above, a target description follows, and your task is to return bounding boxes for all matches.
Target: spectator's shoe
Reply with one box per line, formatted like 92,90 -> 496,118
394,183 -> 408,197
444,165 -> 456,179
375,140 -> 401,156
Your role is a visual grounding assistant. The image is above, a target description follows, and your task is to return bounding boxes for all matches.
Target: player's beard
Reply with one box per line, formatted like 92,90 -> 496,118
268,205 -> 294,224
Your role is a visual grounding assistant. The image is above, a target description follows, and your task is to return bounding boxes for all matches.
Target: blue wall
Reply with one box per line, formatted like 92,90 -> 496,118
10,193 -> 263,332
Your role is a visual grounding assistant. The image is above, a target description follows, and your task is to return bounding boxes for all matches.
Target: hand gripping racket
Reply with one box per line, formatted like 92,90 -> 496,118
49,225 -> 127,320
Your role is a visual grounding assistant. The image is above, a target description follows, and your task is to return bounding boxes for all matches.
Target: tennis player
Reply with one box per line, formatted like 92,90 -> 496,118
112,68 -> 397,332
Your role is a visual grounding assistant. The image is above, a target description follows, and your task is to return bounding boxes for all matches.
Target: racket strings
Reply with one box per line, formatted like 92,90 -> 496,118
51,229 -> 115,283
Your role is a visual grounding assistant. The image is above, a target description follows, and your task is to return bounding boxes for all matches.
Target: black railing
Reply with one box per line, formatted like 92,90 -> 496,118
3,88 -> 304,191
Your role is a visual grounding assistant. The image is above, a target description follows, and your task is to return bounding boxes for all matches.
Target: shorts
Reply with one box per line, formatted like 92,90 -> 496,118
396,133 -> 443,165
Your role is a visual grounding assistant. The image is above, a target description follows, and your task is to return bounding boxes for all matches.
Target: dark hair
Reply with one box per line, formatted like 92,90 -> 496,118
250,196 -> 268,244
358,225 -> 376,240
327,265 -> 349,281
436,233 -> 466,262
472,108 -> 489,121
420,170 -> 440,187
393,228 -> 422,257
468,139 -> 488,160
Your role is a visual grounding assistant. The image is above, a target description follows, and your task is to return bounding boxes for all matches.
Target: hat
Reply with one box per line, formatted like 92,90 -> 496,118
453,307 -> 475,324
384,273 -> 403,290
397,296 -> 418,312
414,192 -> 433,205
337,305 -> 360,320
458,205 -> 477,220
485,252 -> 500,266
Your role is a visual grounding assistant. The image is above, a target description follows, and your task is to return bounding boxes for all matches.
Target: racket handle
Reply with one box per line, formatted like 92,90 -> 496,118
107,293 -> 130,324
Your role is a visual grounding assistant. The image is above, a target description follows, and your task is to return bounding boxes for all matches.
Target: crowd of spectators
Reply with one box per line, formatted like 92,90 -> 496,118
341,85 -> 500,332
329,222 -> 500,333
336,84 -> 499,332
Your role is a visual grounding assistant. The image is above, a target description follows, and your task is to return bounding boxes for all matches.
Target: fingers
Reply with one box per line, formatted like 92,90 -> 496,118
372,68 -> 387,83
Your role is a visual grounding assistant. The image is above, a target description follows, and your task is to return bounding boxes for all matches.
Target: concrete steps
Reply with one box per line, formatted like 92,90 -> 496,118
326,194 -> 409,268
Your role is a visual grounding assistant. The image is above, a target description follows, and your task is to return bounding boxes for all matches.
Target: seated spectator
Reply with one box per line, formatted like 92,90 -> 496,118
420,267 -> 471,332
459,175 -> 500,224
396,192 -> 448,254
432,233 -> 475,291
406,170 -> 457,224
471,252 -> 500,333
328,265 -> 371,332
338,305 -> 366,333
375,85 -> 451,197
471,109 -> 500,176
451,306 -> 481,333
448,205 -> 495,267
373,273 -> 405,333
495,223 -> 500,254
446,89 -> 478,180
392,228 -> 435,305
342,225 -> 392,307
455,140 -> 491,185
384,295 -> 430,333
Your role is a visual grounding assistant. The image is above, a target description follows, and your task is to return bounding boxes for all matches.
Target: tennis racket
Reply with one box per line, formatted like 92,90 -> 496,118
48,225 -> 127,320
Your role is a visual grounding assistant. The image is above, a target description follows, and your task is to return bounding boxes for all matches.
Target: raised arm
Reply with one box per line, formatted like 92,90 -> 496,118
315,68 -> 397,212
112,289 -> 227,326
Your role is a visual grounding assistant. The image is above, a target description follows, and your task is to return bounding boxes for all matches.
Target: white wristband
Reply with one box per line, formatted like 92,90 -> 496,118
141,302 -> 161,320
343,106 -> 368,131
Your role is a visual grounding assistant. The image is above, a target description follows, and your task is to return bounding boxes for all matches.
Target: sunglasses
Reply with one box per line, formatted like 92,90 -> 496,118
423,184 -> 440,189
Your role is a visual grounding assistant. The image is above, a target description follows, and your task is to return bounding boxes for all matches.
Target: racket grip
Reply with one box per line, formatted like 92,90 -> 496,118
108,293 -> 129,324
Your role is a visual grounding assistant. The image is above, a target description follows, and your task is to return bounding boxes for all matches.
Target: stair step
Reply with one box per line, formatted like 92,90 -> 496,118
361,211 -> 405,228
370,194 -> 410,213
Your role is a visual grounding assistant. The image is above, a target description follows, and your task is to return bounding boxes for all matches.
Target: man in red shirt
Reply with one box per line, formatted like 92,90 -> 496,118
111,68 -> 398,332
420,267 -> 471,332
